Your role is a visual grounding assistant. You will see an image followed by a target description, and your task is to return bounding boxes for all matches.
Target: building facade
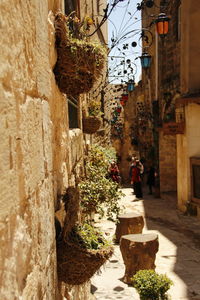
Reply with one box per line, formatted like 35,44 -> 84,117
176,0 -> 200,216
120,0 -> 200,215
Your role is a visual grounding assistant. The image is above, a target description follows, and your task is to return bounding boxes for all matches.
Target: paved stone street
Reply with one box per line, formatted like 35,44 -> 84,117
91,187 -> 200,300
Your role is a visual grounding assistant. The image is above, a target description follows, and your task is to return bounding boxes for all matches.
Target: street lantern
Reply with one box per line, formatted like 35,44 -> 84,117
127,79 -> 135,92
140,52 -> 152,68
155,13 -> 170,36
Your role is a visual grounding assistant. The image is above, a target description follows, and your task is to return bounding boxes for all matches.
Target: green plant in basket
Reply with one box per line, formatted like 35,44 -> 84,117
69,223 -> 111,250
88,100 -> 102,117
57,222 -> 114,285
79,145 -> 123,221
54,12 -> 107,95
131,269 -> 173,300
79,177 -> 122,220
85,144 -> 117,178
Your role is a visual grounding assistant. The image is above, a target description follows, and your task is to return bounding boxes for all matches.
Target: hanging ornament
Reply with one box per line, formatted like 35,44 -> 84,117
131,41 -> 137,47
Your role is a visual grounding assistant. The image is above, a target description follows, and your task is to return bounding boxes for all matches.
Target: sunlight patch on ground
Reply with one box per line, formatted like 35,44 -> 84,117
118,188 -> 189,299
92,187 -> 199,299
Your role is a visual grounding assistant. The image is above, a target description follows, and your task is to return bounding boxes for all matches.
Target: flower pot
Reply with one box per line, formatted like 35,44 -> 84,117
57,239 -> 113,285
82,116 -> 102,134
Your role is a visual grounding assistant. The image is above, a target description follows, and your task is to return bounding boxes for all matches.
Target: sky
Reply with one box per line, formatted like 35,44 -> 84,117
107,0 -> 142,84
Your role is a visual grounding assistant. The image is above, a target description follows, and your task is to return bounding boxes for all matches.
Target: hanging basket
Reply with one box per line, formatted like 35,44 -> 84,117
57,239 -> 113,285
82,116 -> 102,134
53,13 -> 106,95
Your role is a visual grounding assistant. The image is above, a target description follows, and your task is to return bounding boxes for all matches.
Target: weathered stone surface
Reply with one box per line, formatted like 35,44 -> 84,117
159,130 -> 177,193
115,213 -> 144,243
0,0 -> 107,299
120,233 -> 159,284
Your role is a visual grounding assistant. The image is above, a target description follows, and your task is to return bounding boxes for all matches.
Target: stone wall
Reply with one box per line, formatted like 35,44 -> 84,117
176,0 -> 200,217
159,131 -> 177,193
157,0 -> 180,193
180,0 -> 200,95
0,0 -> 98,299
158,0 -> 181,105
177,103 -> 200,216
119,84 -> 142,183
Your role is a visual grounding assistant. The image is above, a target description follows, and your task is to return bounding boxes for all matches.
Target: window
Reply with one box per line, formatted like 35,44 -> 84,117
64,0 -> 80,17
65,0 -> 76,15
190,157 -> 200,205
68,96 -> 79,129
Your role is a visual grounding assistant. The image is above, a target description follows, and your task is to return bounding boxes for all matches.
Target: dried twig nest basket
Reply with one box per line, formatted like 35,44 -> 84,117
82,116 -> 102,134
57,238 -> 113,285
53,13 -> 106,95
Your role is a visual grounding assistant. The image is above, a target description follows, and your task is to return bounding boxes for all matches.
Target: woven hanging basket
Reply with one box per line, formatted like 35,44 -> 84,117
53,13 -> 106,95
82,116 -> 102,134
57,240 -> 113,285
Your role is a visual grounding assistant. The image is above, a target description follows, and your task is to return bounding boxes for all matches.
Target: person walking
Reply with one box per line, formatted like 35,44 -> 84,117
130,160 -> 143,199
146,165 -> 156,195
129,156 -> 136,181
109,161 -> 121,183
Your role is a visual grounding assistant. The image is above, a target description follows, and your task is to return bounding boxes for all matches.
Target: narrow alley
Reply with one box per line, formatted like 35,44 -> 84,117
92,187 -> 200,300
1,1 -> 200,299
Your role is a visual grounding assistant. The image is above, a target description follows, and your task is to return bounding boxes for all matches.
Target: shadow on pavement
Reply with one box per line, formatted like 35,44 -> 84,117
141,187 -> 200,300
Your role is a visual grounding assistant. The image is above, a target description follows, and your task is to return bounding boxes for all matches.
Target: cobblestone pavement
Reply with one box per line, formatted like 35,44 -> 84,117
91,187 -> 200,300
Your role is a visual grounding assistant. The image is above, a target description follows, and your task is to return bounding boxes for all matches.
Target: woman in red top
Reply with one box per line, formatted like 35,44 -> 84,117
131,161 -> 143,198
109,162 -> 121,183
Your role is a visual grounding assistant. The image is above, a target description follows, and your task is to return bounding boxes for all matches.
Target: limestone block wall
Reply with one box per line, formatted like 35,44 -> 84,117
159,131 -> 177,193
119,85 -> 141,183
177,0 -> 200,217
155,0 -> 181,195
181,0 -> 200,95
0,0 -> 89,299
177,103 -> 200,215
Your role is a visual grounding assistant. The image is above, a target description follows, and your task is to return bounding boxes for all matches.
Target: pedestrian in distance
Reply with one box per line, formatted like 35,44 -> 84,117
129,156 -> 136,180
109,161 -> 121,184
146,164 -> 156,194
130,160 -> 143,199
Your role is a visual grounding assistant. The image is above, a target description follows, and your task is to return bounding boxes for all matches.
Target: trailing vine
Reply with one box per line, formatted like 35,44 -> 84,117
79,145 -> 123,221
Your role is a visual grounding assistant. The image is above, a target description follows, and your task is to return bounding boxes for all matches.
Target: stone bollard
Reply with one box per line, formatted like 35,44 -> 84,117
120,233 -> 159,284
115,213 -> 144,244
